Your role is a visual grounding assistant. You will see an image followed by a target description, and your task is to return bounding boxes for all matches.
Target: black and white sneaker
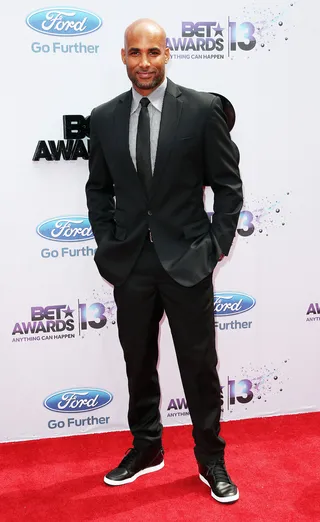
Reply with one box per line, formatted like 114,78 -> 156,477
199,456 -> 239,503
104,446 -> 164,486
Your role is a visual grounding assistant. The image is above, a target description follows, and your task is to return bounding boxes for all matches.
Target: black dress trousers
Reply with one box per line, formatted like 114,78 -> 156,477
113,239 -> 225,465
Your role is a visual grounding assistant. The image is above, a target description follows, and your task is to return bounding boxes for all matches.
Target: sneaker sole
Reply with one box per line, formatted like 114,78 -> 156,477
199,474 -> 239,503
104,460 -> 164,486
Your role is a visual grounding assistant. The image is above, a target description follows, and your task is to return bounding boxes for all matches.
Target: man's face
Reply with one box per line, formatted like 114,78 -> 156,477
121,26 -> 169,95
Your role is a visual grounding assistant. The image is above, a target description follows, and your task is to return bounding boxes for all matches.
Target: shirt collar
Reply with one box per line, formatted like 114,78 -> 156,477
131,77 -> 167,115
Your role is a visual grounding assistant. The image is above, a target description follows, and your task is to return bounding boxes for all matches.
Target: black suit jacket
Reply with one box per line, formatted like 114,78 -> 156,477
86,78 -> 243,287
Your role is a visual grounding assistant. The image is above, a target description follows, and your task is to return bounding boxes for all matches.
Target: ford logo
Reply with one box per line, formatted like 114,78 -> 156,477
26,8 -> 102,37
44,388 -> 113,413
36,216 -> 93,242
214,292 -> 256,316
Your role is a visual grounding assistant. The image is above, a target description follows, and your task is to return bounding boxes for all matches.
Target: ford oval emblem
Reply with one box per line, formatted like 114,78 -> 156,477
44,388 -> 113,413
214,292 -> 256,316
36,216 -> 94,242
26,8 -> 102,37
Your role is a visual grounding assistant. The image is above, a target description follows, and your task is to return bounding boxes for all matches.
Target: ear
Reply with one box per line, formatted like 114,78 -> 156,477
121,48 -> 126,64
164,47 -> 170,64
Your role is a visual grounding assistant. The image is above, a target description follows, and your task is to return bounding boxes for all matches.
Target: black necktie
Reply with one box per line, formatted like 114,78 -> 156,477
136,97 -> 152,195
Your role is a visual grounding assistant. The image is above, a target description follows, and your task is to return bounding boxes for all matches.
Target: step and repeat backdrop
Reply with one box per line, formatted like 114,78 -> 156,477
1,0 -> 319,442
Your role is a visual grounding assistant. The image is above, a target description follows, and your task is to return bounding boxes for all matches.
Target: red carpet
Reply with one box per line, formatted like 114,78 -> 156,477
0,413 -> 319,522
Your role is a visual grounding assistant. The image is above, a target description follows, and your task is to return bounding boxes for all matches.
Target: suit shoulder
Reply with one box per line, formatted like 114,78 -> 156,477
176,83 -> 218,107
91,90 -> 131,119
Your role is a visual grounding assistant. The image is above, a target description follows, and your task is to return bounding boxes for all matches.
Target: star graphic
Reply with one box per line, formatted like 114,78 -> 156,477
215,23 -> 224,37
63,305 -> 74,318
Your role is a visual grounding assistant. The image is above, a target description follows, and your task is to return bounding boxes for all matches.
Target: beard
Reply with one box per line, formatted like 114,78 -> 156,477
129,68 -> 165,91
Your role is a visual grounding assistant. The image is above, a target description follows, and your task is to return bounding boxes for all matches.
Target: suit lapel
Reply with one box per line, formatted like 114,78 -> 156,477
113,90 -> 132,168
150,79 -> 183,199
113,80 -> 182,201
113,90 -> 148,199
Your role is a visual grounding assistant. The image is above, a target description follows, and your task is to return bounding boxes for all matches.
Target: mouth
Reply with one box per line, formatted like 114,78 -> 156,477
136,71 -> 155,80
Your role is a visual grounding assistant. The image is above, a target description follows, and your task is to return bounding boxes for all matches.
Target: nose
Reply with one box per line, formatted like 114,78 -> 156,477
139,53 -> 150,68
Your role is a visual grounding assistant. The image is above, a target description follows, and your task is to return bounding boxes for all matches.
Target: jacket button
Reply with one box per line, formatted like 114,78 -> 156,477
147,210 -> 152,216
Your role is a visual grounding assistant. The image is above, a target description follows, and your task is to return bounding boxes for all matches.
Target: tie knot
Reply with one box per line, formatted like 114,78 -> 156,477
140,97 -> 150,108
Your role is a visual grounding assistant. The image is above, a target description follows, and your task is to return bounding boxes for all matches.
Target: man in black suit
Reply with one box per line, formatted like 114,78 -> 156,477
86,18 -> 243,503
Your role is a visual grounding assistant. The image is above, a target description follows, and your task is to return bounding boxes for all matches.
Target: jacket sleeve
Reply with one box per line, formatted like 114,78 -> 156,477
204,96 -> 243,256
85,108 -> 115,246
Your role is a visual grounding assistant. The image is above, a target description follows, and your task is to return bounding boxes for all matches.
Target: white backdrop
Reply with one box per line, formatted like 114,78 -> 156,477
1,0 -> 319,442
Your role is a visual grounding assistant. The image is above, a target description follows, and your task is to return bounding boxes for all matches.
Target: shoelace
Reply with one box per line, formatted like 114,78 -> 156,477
120,448 -> 139,468
207,457 -> 231,483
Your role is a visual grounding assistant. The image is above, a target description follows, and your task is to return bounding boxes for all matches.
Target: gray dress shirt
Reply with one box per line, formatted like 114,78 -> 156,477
129,77 -> 167,173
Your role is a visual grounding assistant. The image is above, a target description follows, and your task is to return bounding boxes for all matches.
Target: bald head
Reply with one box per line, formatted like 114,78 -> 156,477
121,19 -> 169,96
124,19 -> 166,49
